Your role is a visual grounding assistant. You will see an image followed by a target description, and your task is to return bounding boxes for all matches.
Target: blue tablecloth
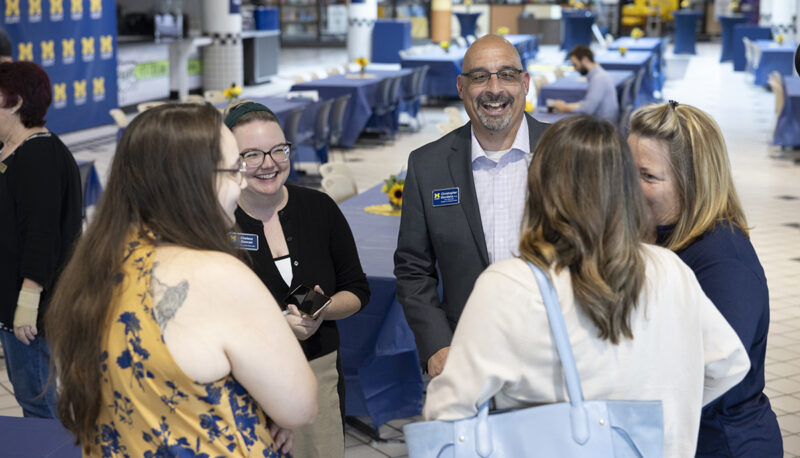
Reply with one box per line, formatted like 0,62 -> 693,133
561,9 -> 594,51
609,37 -> 663,91
773,76 -> 800,148
337,180 -> 424,428
291,69 -> 413,147
402,48 -> 467,98
76,159 -> 102,216
537,70 -> 634,106
455,11 -> 481,38
372,19 -> 412,64
732,24 -> 771,71
595,50 -> 655,105
754,40 -> 797,86
531,107 -> 573,124
673,10 -> 702,55
718,15 -> 748,62
505,34 -> 540,65
0,416 -> 80,457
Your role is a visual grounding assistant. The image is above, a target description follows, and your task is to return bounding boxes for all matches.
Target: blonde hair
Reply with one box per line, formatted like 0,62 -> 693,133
629,102 -> 748,251
520,116 -> 646,344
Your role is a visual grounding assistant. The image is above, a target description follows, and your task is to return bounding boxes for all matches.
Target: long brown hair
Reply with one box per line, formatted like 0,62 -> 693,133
45,103 -> 239,450
629,102 -> 748,251
520,116 -> 646,344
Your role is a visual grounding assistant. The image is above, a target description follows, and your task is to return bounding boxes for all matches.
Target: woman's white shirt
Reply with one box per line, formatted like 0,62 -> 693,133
423,243 -> 749,458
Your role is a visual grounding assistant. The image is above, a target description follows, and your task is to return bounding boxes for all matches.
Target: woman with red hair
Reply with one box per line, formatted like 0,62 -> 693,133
0,61 -> 82,418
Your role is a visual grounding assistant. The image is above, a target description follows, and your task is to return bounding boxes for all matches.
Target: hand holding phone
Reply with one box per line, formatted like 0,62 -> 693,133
283,284 -> 332,319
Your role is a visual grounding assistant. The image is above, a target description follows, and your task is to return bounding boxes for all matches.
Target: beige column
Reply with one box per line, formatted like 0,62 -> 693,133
431,0 -> 452,43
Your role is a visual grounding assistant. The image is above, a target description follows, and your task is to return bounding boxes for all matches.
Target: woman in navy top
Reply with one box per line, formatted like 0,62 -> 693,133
628,101 -> 782,457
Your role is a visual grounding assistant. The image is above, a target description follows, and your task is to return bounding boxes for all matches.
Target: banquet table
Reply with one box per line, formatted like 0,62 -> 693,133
291,69 -> 414,147
753,40 -> 798,86
608,37 -> 663,91
76,159 -> 102,217
718,15 -> 748,62
561,9 -> 594,51
673,10 -> 702,55
337,178 -> 424,431
372,19 -> 412,64
773,76 -> 800,148
536,70 -> 635,107
454,11 -> 481,38
0,416 -> 80,457
594,50 -> 655,105
505,34 -> 540,64
530,106 -> 573,124
401,48 -> 467,98
732,24 -> 772,71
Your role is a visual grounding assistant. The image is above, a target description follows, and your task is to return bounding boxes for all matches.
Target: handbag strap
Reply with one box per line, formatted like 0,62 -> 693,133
525,260 -> 590,444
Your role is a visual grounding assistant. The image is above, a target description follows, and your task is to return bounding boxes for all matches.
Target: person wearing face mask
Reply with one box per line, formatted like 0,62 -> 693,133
223,101 -> 370,458
394,34 -> 549,378
551,45 -> 619,123
628,101 -> 782,457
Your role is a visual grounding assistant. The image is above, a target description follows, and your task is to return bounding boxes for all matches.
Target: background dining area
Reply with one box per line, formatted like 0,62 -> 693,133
2,0 -> 800,456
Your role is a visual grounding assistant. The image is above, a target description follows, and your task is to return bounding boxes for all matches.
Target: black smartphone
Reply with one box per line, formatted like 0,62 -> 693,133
283,285 -> 332,319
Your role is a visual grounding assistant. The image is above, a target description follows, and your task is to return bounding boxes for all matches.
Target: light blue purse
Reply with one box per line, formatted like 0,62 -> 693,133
403,261 -> 664,457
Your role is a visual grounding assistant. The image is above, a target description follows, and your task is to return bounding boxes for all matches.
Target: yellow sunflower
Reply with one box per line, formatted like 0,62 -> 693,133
389,183 -> 403,208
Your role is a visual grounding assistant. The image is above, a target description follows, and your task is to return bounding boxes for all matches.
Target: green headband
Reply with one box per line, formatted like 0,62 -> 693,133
224,101 -> 277,129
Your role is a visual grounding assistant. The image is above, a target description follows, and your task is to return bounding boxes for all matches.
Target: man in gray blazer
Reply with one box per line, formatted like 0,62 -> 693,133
394,35 -> 549,377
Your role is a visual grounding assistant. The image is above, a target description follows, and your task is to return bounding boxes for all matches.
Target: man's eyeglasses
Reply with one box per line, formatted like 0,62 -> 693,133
240,142 -> 293,168
461,68 -> 525,85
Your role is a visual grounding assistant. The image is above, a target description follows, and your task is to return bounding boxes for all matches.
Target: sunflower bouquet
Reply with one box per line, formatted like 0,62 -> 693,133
356,57 -> 369,76
440,41 -> 450,53
496,26 -> 509,37
618,46 -> 628,57
381,174 -> 405,210
223,83 -> 243,103
631,27 -> 644,40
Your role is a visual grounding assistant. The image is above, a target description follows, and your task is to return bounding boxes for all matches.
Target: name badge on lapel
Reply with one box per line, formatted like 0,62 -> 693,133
229,232 -> 259,251
432,187 -> 460,207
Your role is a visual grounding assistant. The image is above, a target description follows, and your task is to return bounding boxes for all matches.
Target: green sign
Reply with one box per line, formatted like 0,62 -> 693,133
188,58 -> 202,76
135,60 -> 170,80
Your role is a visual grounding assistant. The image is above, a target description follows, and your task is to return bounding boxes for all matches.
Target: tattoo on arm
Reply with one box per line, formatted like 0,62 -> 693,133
151,263 -> 189,332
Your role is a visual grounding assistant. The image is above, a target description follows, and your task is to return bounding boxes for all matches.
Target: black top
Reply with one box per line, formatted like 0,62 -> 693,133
0,132 -> 82,332
235,184 -> 370,360
657,222 -> 782,457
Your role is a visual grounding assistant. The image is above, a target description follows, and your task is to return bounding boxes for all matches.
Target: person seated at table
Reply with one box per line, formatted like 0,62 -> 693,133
551,45 -> 619,123
224,100 -> 370,458
628,101 -> 783,457
0,61 -> 82,419
45,103 -> 317,456
423,115 -> 750,457
395,34 -> 549,378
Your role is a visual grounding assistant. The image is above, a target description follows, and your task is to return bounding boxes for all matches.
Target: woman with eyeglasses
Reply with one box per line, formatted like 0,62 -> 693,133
224,100 -> 370,458
628,102 -> 782,457
45,103 -> 317,456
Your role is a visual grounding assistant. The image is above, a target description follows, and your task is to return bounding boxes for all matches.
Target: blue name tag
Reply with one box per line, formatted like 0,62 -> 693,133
230,232 -> 259,251
432,187 -> 460,207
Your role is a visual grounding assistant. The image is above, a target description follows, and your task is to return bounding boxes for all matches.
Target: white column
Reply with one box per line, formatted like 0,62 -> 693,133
202,0 -> 243,91
347,0 -> 377,62
769,0 -> 797,41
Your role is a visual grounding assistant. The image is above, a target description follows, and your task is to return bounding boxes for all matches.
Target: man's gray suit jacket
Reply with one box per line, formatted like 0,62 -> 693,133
393,112 -> 550,365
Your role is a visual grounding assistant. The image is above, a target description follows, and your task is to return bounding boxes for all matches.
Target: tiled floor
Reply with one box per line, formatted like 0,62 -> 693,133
2,41 -> 800,456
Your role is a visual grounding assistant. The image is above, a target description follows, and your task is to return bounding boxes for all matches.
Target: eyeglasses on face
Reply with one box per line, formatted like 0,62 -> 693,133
216,158 -> 248,174
461,68 -> 525,85
215,158 -> 248,183
240,142 -> 293,168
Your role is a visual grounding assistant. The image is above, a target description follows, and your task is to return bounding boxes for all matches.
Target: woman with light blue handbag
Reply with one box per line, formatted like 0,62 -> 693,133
405,116 -> 750,458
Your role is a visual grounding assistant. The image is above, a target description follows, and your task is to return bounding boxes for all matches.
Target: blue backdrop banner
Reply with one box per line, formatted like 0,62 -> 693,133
2,0 -> 118,134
